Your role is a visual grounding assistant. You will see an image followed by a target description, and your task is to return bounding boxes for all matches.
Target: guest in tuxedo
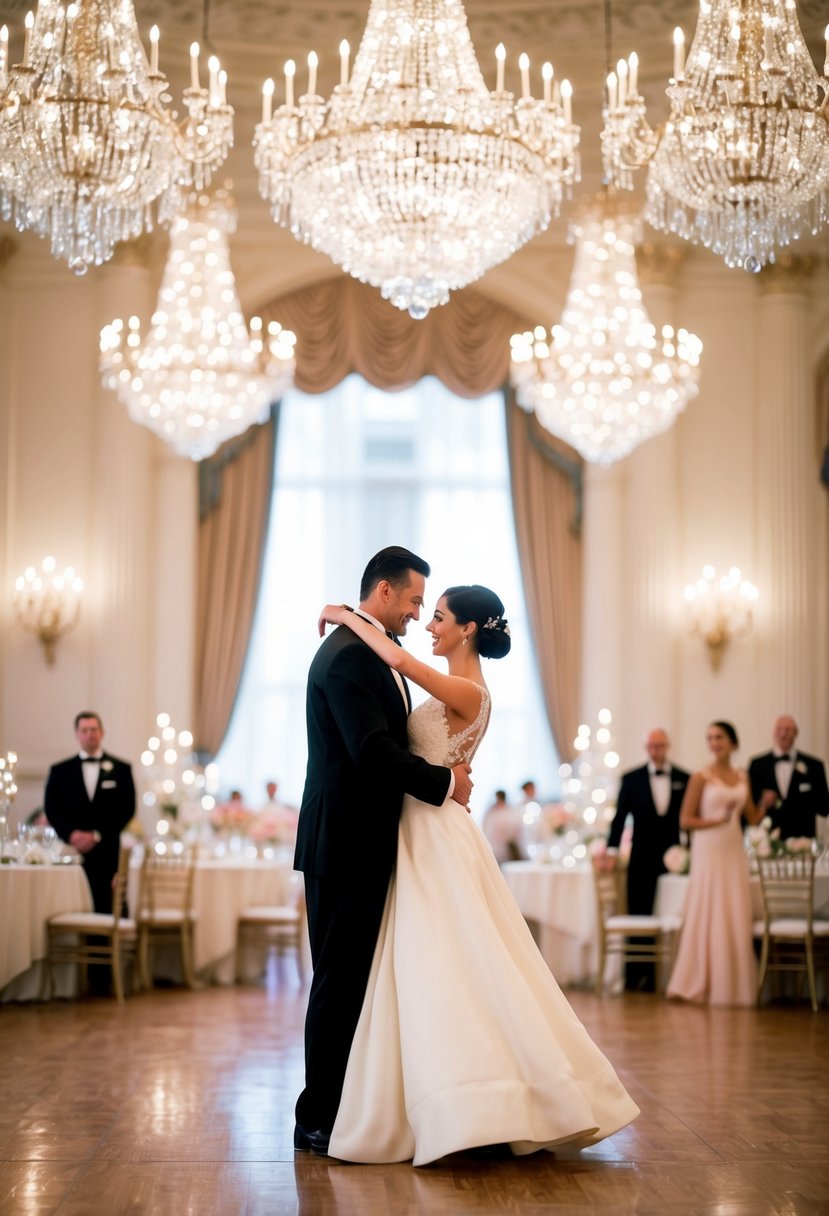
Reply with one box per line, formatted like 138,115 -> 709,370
44,711 -> 136,914
607,728 -> 690,991
748,715 -> 829,840
293,546 -> 473,1156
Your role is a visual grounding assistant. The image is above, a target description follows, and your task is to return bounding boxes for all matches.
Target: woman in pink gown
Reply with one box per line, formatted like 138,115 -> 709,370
667,721 -> 764,1007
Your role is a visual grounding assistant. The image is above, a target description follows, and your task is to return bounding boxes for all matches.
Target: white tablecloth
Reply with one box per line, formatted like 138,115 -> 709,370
128,857 -> 307,985
656,870 -> 829,921
501,861 -> 596,986
0,862 -> 93,1001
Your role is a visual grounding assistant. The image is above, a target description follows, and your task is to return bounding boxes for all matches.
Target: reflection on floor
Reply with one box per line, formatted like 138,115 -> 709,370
1,962 -> 827,1214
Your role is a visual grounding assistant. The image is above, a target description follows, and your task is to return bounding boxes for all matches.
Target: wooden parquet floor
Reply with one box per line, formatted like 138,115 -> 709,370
0,967 -> 827,1215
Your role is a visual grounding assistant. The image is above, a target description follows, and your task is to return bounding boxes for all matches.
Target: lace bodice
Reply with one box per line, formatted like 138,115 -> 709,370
407,686 -> 491,768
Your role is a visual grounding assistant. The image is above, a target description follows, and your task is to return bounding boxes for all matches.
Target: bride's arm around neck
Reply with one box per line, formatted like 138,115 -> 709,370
318,604 -> 484,725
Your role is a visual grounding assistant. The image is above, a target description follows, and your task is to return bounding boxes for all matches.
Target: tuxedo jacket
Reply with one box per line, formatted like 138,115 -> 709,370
294,624 -> 452,884
607,763 -> 690,915
44,753 -> 135,912
748,750 -> 829,839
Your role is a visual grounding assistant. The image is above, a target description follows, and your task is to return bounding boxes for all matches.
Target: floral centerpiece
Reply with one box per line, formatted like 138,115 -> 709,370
663,844 -> 690,874
249,804 -> 299,850
210,795 -> 256,838
747,817 -> 816,860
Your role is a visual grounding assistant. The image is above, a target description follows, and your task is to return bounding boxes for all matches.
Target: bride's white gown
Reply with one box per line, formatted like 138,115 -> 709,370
329,689 -> 639,1166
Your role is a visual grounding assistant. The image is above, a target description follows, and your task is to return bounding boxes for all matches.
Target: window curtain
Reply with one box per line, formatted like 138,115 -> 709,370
194,409 -> 278,758
505,392 -> 583,760
258,276 -> 583,761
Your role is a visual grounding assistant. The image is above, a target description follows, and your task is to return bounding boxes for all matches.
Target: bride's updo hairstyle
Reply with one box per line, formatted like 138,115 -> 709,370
443,585 -> 511,660
711,720 -> 739,748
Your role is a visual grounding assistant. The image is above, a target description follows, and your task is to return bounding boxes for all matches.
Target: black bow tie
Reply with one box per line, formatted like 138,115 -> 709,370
776,754 -> 793,764
81,756 -> 102,763
652,769 -> 668,776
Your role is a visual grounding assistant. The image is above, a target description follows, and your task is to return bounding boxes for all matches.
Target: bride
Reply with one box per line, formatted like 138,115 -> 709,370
318,585 -> 639,1167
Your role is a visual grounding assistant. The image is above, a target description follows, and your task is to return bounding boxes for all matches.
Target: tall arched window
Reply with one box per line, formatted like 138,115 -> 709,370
216,375 -> 560,817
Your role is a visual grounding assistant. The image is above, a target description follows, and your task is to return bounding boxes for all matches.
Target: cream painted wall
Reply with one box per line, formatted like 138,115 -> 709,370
0,224 -> 827,822
0,233 -> 196,822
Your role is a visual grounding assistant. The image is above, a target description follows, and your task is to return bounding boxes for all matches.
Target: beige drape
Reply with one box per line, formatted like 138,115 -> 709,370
194,416 -> 276,758
263,276 -> 523,397
506,391 -> 582,761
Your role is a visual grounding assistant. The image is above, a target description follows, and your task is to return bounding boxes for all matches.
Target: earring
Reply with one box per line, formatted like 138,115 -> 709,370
462,637 -> 468,646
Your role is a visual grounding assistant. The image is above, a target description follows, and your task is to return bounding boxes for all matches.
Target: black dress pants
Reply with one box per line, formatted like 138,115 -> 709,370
295,869 -> 392,1132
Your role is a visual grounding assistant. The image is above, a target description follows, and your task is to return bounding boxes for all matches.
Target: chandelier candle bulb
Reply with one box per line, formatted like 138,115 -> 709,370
495,42 -> 505,93
607,70 -> 618,111
673,27 -> 685,80
561,78 -> 573,124
616,58 -> 628,105
339,39 -> 350,86
307,51 -> 318,97
519,53 -> 530,99
208,56 -> 220,107
149,24 -> 159,74
284,59 -> 295,108
824,24 -> 828,76
189,42 -> 200,90
262,78 -> 274,123
0,25 -> 7,76
628,51 -> 638,96
542,61 -> 553,104
23,11 -> 33,67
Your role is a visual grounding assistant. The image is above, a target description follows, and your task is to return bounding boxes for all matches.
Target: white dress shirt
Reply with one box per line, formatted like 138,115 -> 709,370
648,762 -> 671,816
773,750 -> 796,799
79,751 -> 103,801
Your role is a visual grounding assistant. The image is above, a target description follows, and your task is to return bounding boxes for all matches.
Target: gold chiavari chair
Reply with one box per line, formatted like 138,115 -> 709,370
592,860 -> 680,996
136,845 -> 199,990
756,851 -> 829,1012
41,845 -> 136,1004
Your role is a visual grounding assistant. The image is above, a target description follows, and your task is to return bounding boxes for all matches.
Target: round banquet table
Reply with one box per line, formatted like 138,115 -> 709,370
501,860 -> 597,986
128,855 -> 308,985
0,861 -> 93,1001
656,868 -> 829,921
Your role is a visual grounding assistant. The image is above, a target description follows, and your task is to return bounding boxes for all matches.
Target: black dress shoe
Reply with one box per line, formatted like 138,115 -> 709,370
294,1124 -> 331,1155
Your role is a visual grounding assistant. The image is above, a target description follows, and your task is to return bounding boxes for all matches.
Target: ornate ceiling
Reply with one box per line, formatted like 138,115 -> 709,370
1,0 -> 827,307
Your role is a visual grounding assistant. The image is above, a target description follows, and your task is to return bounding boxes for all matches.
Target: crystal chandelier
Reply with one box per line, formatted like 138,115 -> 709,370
99,189 -> 296,461
253,0 -> 580,319
601,2 -> 829,271
510,188 -> 703,465
0,2 -> 234,274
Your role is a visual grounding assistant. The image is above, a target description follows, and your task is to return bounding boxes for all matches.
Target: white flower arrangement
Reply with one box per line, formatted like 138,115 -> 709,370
663,844 -> 690,874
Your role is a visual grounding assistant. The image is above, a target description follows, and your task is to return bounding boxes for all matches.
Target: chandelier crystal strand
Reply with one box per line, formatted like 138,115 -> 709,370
601,3 -> 829,271
254,0 -> 580,319
99,189 -> 296,460
0,2 -> 233,274
510,188 -> 703,466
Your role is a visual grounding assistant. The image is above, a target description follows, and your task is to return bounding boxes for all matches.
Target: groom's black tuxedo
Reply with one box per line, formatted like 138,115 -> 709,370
748,750 -> 829,839
44,752 -> 135,913
294,622 -> 452,1133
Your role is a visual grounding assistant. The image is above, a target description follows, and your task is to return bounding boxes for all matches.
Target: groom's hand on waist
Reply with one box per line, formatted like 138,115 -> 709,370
452,763 -> 473,811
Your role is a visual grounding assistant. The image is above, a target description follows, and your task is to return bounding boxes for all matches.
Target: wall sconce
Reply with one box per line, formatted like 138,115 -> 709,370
13,557 -> 83,665
684,565 -> 758,671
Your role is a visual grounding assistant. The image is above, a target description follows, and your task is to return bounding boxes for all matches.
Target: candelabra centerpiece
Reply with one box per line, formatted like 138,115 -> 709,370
254,0 -> 580,318
684,564 -> 759,669
601,3 -> 829,271
0,751 -> 18,859
13,556 -> 83,664
100,188 -> 296,460
0,2 -> 233,274
510,187 -> 703,465
139,713 -> 206,842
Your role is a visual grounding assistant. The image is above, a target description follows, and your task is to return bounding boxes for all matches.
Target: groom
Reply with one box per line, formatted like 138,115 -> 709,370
293,546 -> 473,1154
